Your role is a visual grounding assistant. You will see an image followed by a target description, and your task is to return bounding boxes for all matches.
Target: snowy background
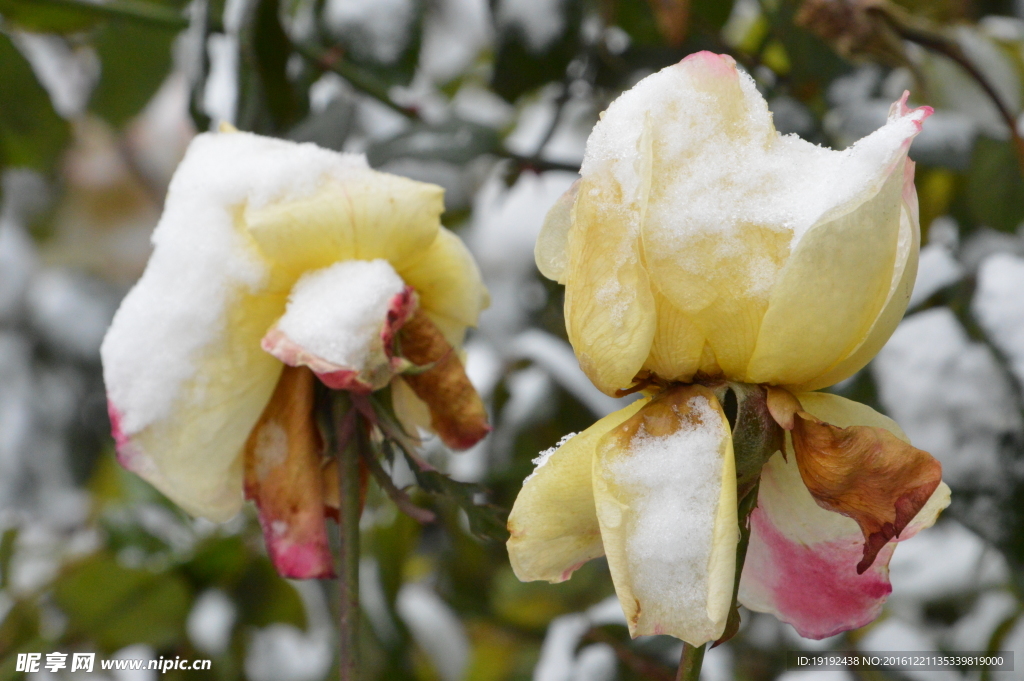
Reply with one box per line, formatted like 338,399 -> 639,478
2,0 -> 1024,679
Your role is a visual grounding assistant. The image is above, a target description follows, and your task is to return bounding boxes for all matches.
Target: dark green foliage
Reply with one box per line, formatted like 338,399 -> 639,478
0,33 -> 69,172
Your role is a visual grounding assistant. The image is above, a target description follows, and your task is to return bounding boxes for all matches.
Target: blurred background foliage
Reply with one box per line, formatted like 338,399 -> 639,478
1,0 -> 1024,679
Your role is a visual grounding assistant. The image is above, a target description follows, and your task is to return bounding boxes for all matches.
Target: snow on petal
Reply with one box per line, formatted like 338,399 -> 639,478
262,259 -> 416,392
593,385 -> 737,643
554,50 -> 929,390
506,398 -> 648,584
738,391 -> 949,640
745,102 -> 929,387
101,132 -> 370,520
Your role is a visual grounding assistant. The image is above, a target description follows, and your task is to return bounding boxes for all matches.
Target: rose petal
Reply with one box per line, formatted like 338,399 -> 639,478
397,226 -> 489,347
261,261 -> 417,392
593,385 -> 737,643
791,406 -> 943,574
506,398 -> 649,583
244,169 -> 444,283
534,179 -> 579,284
398,309 -> 490,450
738,391 -> 950,639
564,116 -> 656,395
745,99 -> 930,387
101,142 -> 306,520
792,156 -> 921,392
244,366 -> 334,579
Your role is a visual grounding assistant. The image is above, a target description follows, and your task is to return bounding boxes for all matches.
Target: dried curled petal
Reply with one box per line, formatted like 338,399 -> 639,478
243,366 -> 334,579
791,409 -> 942,574
398,310 -> 490,449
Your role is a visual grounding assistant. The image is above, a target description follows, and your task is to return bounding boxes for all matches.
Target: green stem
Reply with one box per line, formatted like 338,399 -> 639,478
24,0 -> 189,29
675,642 -> 706,681
333,398 -> 362,681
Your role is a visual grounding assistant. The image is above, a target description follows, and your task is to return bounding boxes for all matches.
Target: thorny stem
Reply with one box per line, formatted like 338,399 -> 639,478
333,395 -> 363,681
675,643 -> 706,681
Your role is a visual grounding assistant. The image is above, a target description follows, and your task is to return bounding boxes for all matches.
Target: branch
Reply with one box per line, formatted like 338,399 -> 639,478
868,5 -> 1024,174
23,0 -> 189,29
359,444 -> 437,524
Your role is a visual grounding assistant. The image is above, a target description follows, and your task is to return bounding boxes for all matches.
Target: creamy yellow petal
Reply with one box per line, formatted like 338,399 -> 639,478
792,162 -> 921,392
565,120 -> 656,395
744,160 -> 905,386
244,172 -> 444,292
738,391 -> 949,639
506,398 -> 649,583
535,179 -> 579,284
397,226 -> 489,346
107,288 -> 284,521
593,385 -> 737,643
641,290 -> 706,382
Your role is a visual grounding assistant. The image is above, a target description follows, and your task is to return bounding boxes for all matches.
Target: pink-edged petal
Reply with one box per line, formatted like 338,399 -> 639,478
101,132 -> 356,520
244,365 -> 334,579
262,260 -> 417,392
745,96 -> 932,387
738,392 -> 950,639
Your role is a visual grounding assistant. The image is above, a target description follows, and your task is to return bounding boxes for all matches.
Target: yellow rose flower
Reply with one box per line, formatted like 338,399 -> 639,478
102,131 -> 488,577
510,52 -> 949,645
537,52 -> 926,396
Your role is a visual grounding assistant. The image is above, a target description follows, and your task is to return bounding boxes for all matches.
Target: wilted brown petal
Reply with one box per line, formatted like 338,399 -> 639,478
244,365 -> 334,579
398,310 -> 490,449
790,410 -> 942,574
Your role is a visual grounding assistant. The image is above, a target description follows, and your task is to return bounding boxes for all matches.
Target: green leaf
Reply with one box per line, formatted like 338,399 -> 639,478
613,0 -> 663,46
964,136 -> 1024,233
183,535 -> 251,587
0,600 -> 40,658
232,558 -> 307,629
366,119 -> 500,167
0,0 -> 100,32
53,555 -> 192,652
237,0 -> 308,134
0,32 -> 70,172
692,0 -> 734,31
89,19 -> 177,127
0,528 -> 16,590
491,0 -> 582,102
324,0 -> 423,87
399,450 -> 509,542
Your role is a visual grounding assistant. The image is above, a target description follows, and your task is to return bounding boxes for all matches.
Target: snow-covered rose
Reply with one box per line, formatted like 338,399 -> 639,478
536,51 -> 928,396
102,131 -> 488,576
510,52 -> 949,645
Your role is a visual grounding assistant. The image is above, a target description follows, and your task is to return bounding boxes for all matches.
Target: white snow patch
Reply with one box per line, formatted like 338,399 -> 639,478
606,394 -> 725,633
873,308 -> 1021,489
187,589 -> 237,656
396,583 -> 469,681
973,252 -> 1024,385
325,0 -> 416,64
495,0 -> 566,53
524,432 -> 577,485
908,243 -> 964,308
276,259 -> 404,368
101,132 -> 369,436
